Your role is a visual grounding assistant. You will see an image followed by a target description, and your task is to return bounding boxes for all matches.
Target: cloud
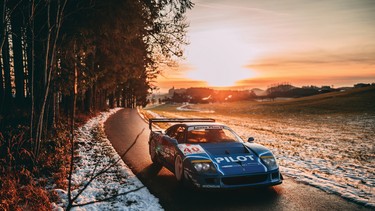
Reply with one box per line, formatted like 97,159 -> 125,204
247,49 -> 375,69
237,75 -> 375,89
195,2 -> 287,16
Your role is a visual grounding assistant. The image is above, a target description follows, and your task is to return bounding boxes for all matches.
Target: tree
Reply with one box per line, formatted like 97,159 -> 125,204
10,2 -> 24,104
1,0 -> 193,208
0,1 -> 4,107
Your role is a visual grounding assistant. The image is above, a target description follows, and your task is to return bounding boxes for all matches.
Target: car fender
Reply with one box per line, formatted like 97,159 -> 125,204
244,142 -> 273,157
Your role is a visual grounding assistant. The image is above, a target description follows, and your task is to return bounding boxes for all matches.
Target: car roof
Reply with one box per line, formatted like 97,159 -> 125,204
176,122 -> 227,127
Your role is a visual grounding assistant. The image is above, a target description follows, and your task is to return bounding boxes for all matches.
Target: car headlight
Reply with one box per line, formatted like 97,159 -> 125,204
194,163 -> 203,171
260,155 -> 278,170
193,161 -> 216,173
202,163 -> 210,171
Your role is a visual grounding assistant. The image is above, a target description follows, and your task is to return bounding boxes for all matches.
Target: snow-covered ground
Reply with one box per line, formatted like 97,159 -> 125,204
53,108 -> 163,210
176,103 -> 214,113
145,105 -> 375,208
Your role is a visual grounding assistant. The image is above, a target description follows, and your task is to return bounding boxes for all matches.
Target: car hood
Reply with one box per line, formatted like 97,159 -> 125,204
200,142 -> 267,175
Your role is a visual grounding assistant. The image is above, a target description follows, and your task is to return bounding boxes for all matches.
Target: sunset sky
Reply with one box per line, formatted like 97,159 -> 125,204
155,0 -> 375,93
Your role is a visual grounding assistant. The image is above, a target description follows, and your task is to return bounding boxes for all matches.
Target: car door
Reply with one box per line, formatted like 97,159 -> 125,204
160,126 -> 177,162
164,125 -> 186,164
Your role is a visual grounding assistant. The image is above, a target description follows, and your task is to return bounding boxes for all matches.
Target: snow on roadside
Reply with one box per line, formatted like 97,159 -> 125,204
54,108 -> 163,210
144,108 -> 375,208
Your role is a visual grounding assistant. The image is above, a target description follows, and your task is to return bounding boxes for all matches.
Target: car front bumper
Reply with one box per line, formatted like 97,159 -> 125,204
186,169 -> 282,189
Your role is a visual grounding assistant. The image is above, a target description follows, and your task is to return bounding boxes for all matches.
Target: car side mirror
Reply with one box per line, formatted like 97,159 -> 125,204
171,139 -> 178,145
248,137 -> 254,142
168,138 -> 178,145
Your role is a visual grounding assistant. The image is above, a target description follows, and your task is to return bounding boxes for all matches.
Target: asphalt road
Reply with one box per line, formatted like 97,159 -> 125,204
105,108 -> 369,211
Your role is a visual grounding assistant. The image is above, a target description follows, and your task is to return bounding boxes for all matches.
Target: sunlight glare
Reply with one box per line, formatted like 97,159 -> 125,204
186,28 -> 256,87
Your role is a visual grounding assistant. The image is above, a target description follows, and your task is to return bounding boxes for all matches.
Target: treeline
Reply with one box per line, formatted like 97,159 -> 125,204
266,83 -> 319,99
164,88 -> 256,103
1,0 -> 192,152
266,83 -> 333,99
0,0 -> 192,208
161,83 -> 346,104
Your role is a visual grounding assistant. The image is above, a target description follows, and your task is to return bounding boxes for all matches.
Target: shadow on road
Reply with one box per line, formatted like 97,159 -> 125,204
137,163 -> 163,177
136,164 -> 281,211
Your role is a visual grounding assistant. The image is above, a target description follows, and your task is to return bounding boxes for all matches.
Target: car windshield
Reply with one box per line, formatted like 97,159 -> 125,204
186,126 -> 242,143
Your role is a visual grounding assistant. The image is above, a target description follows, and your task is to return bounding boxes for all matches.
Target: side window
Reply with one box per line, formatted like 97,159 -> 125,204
166,126 -> 177,137
166,125 -> 186,143
175,126 -> 186,143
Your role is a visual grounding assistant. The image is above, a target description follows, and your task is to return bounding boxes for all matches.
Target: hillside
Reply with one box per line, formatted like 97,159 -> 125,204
153,86 -> 375,116
260,86 -> 375,114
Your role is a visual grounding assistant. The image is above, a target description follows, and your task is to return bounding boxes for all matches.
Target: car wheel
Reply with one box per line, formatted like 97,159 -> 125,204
174,155 -> 184,182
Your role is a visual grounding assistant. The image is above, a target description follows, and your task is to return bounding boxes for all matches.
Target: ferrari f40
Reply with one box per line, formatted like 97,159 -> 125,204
148,118 -> 282,189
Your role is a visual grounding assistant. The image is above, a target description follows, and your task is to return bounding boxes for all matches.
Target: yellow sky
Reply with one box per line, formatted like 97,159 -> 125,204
155,0 -> 375,93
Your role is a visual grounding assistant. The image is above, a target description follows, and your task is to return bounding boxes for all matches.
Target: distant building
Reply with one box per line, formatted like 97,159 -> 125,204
168,87 -> 186,96
168,87 -> 175,96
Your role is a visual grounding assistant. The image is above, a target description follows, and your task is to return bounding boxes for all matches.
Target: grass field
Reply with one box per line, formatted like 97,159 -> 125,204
144,86 -> 375,207
150,86 -> 375,116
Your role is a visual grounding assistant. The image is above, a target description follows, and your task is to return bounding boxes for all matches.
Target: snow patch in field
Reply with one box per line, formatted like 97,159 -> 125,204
224,115 -> 375,208
177,103 -> 215,113
54,108 -> 163,210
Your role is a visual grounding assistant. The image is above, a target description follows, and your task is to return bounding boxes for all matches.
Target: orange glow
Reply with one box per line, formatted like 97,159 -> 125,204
155,1 -> 375,93
185,28 -> 257,87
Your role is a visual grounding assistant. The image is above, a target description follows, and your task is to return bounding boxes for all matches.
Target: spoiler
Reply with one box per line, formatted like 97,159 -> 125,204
149,118 -> 215,130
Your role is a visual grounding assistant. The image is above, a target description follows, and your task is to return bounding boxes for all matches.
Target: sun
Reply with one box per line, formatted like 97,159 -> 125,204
188,62 -> 253,87
185,28 -> 256,87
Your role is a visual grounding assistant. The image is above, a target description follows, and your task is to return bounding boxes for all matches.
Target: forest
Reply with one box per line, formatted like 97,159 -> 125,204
160,84 -> 348,104
0,0 -> 193,209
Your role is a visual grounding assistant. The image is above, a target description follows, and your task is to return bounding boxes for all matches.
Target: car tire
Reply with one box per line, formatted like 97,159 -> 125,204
174,155 -> 184,182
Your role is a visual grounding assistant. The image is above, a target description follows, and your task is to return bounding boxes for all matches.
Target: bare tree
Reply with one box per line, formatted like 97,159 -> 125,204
34,0 -> 68,157
10,2 -> 24,104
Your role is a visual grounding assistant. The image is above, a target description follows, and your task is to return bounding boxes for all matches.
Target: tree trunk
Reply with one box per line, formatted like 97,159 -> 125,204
11,10 -> 25,104
26,19 -> 33,99
108,92 -> 114,108
116,88 -> 121,107
61,94 -> 71,117
84,85 -> 93,113
0,2 -> 4,107
28,1 -> 36,146
53,92 -> 58,127
67,44 -> 78,210
35,0 -> 67,157
0,0 -> 5,50
2,32 -> 12,103
121,88 -> 126,107
76,94 -> 82,113
0,54 -> 3,106
33,40 -> 45,112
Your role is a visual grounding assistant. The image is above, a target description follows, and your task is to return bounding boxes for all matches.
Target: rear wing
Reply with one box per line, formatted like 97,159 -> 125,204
149,118 -> 215,130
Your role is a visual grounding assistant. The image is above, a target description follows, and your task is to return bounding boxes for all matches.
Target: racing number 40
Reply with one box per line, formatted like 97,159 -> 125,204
184,146 -> 200,154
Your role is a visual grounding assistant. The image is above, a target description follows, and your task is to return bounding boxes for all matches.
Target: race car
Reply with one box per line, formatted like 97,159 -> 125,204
148,118 -> 282,189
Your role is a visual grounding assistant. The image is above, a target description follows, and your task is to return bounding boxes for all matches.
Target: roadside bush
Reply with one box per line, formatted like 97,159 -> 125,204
0,122 -> 72,210
0,172 -> 51,211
